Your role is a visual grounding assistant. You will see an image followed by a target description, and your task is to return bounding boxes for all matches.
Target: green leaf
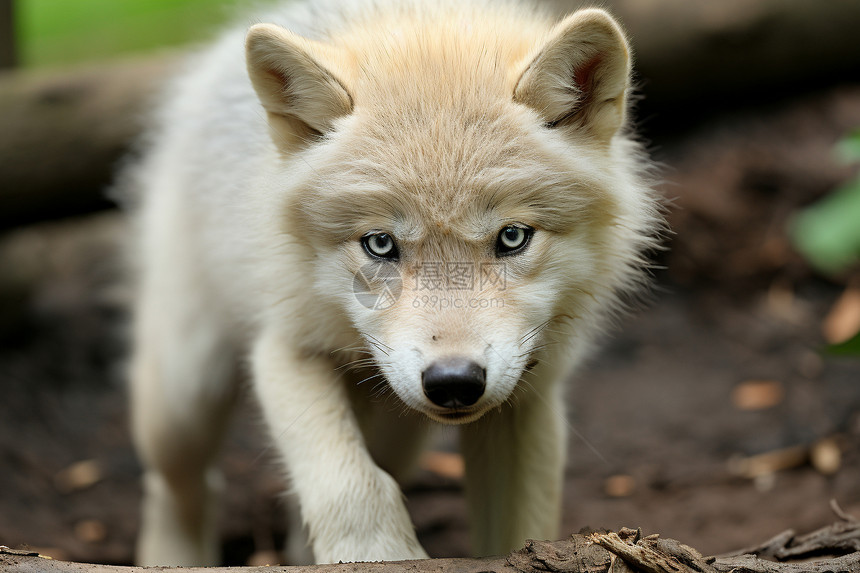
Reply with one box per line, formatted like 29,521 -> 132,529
826,331 -> 860,356
836,129 -> 860,163
790,176 -> 860,275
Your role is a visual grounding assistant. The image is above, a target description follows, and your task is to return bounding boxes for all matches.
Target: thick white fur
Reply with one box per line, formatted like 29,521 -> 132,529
125,0 -> 661,566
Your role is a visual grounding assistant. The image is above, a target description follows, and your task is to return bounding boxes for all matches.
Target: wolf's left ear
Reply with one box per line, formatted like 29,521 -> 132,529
514,9 -> 631,144
246,24 -> 354,147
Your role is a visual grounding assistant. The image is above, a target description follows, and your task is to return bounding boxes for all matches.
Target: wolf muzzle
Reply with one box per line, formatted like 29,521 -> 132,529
421,357 -> 486,408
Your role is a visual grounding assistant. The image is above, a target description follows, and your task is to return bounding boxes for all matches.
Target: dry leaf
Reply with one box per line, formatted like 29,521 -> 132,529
810,437 -> 841,475
247,550 -> 282,566
419,451 -> 465,480
74,519 -> 107,544
727,445 -> 808,478
54,459 -> 102,493
823,286 -> 860,344
732,380 -> 784,411
604,474 -> 636,498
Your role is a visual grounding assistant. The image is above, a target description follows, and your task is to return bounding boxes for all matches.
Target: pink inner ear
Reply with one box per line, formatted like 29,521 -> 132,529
572,54 -> 603,103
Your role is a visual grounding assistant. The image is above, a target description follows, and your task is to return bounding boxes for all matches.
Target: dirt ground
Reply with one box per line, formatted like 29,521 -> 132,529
1,85 -> 859,566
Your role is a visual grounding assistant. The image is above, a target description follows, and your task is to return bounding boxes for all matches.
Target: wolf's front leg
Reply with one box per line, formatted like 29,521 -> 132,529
460,375 -> 566,556
251,328 -> 428,563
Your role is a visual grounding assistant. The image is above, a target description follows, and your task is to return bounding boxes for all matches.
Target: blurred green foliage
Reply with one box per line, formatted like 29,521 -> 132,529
790,130 -> 860,277
791,130 -> 860,356
17,0 -> 258,68
827,333 -> 860,356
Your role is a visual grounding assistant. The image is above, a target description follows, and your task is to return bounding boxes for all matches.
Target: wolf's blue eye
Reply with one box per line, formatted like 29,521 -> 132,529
496,225 -> 532,256
362,232 -> 399,260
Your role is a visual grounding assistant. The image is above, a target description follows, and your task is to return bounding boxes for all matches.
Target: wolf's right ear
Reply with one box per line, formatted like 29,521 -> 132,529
513,9 -> 631,144
246,24 -> 354,146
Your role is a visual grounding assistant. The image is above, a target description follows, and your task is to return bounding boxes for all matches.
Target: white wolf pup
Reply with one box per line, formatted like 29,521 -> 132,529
126,0 -> 660,566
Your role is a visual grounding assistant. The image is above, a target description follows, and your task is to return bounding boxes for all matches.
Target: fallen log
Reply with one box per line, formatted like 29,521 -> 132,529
2,515 -> 859,573
0,56 -> 174,230
592,0 -> 860,123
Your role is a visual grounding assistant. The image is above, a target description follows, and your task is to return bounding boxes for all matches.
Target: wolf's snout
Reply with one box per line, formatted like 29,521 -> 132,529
422,357 -> 485,408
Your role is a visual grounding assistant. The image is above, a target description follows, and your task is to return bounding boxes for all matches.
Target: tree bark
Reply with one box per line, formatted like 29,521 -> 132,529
2,517 -> 859,573
0,57 -> 174,230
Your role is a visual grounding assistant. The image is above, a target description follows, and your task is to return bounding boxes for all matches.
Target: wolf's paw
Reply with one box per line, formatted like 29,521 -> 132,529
304,466 -> 428,564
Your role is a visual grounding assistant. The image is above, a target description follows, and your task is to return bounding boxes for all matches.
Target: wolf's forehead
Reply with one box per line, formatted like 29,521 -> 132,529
306,114 -> 605,245
336,13 -> 551,211
343,105 -> 538,216
324,111 -> 601,239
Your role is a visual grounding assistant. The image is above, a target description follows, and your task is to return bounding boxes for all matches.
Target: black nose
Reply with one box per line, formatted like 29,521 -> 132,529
422,357 -> 485,408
